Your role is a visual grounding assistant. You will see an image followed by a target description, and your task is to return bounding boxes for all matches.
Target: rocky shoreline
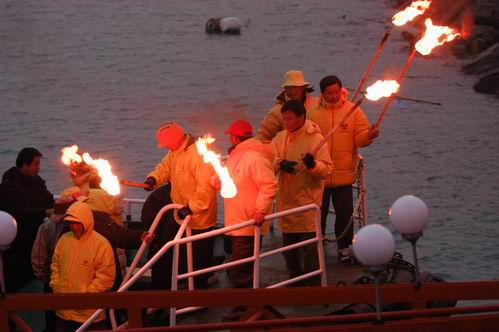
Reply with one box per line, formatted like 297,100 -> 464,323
393,0 -> 499,99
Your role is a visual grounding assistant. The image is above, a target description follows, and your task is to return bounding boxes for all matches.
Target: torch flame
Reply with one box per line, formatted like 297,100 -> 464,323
365,80 -> 400,101
392,0 -> 432,26
61,145 -> 121,196
415,19 -> 461,55
196,135 -> 237,199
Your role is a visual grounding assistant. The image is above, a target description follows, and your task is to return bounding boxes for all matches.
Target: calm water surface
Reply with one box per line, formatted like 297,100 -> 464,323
1,0 -> 498,281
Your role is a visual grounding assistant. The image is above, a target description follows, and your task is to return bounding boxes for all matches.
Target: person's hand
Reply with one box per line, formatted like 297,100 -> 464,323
177,205 -> 193,220
253,210 -> 265,226
302,153 -> 316,169
368,127 -> 380,140
210,174 -> 221,191
45,208 -> 54,218
143,177 -> 156,191
141,231 -> 156,244
279,160 -> 298,174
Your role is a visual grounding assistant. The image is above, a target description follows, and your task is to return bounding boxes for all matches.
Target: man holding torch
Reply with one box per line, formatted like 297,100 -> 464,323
308,75 -> 379,263
143,122 -> 217,289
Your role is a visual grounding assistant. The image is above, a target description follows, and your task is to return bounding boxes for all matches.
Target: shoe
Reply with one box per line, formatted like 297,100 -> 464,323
337,248 -> 352,263
221,306 -> 245,321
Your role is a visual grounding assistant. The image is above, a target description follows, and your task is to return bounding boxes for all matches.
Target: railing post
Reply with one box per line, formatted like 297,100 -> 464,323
359,156 -> 368,227
186,226 -> 194,291
253,225 -> 261,289
170,240 -> 180,327
314,207 -> 327,287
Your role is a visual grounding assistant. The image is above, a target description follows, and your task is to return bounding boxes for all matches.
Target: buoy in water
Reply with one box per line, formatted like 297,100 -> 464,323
205,17 -> 241,35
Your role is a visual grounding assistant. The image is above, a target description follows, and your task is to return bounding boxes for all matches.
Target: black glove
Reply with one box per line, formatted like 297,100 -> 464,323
177,205 -> 193,220
279,160 -> 298,174
302,153 -> 316,169
143,177 -> 156,191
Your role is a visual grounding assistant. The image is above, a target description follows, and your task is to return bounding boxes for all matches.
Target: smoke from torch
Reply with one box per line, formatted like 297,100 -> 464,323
196,136 -> 237,199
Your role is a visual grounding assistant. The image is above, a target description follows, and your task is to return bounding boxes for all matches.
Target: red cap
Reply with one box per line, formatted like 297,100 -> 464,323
225,120 -> 253,137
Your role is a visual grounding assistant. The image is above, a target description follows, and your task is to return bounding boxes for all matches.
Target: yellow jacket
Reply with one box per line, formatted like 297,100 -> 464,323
147,134 -> 217,229
308,91 -> 373,187
87,188 -> 124,225
224,138 -> 278,236
256,92 -> 319,142
50,202 -> 115,323
272,120 -> 333,233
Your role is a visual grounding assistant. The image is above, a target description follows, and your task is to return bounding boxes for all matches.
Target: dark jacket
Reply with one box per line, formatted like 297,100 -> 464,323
92,210 -> 143,290
0,167 -> 54,292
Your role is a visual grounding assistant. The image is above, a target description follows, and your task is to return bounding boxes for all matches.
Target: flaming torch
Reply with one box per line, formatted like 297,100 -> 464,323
415,18 -> 461,55
351,0 -> 432,103
61,145 -> 121,196
196,136 -> 237,198
392,0 -> 432,26
373,19 -> 460,129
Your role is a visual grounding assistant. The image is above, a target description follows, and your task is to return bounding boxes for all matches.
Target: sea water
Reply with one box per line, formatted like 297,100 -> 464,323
1,0 -> 498,281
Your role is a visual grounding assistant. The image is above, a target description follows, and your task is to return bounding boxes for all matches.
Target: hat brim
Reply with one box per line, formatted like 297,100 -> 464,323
281,82 -> 310,88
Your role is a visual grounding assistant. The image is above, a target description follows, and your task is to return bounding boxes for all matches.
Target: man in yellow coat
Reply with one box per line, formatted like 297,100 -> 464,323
212,119 -> 278,320
272,100 -> 333,285
256,70 -> 319,142
50,201 -> 115,331
144,122 -> 217,289
308,75 -> 379,263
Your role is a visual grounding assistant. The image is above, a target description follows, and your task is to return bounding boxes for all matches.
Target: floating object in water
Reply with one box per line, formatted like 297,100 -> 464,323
205,17 -> 241,34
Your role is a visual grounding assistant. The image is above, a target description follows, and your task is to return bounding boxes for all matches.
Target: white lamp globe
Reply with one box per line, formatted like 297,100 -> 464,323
0,211 -> 17,246
389,195 -> 429,234
352,224 -> 395,266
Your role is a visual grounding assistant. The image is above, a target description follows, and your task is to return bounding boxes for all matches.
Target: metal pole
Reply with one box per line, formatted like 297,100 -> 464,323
315,209 -> 327,287
373,48 -> 417,129
351,27 -> 393,103
253,226 -> 261,289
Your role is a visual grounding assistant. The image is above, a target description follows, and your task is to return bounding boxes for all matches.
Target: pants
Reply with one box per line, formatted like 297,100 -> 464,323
227,236 -> 257,288
282,232 -> 319,281
149,220 -> 214,290
43,282 -> 56,332
321,185 -> 354,249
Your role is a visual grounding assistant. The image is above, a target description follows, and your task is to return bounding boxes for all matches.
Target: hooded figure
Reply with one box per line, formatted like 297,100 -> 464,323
50,201 -> 115,326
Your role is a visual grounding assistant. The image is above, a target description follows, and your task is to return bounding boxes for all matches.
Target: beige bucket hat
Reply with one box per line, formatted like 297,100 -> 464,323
281,70 -> 309,88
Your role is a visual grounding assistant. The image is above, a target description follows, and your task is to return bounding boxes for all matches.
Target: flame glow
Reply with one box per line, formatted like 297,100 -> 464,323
365,80 -> 400,101
61,145 -> 121,196
392,0 -> 432,26
196,136 -> 237,198
415,19 -> 461,55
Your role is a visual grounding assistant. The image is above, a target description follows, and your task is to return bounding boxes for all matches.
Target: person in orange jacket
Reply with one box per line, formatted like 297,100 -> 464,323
211,119 -> 278,320
256,70 -> 319,142
308,75 -> 379,263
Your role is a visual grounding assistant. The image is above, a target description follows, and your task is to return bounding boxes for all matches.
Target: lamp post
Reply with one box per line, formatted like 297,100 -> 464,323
0,211 -> 17,297
352,224 -> 395,323
389,195 -> 429,288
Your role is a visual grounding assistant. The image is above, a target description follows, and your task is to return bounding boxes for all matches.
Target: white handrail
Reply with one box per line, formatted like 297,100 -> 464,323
78,204 -> 325,331
168,204 -> 326,326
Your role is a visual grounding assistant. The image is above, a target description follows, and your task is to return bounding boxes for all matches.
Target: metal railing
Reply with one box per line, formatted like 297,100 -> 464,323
78,203 -> 325,330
